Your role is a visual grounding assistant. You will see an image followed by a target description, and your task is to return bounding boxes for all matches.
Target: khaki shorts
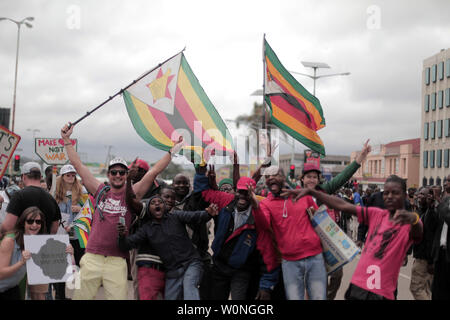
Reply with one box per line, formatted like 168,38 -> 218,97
73,252 -> 128,300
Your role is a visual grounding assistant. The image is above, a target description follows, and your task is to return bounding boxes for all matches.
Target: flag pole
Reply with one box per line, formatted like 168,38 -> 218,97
68,47 -> 186,128
262,34 -> 267,131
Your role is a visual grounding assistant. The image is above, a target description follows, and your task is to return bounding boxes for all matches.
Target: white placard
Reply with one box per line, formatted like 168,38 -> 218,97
34,138 -> 77,165
24,234 -> 73,285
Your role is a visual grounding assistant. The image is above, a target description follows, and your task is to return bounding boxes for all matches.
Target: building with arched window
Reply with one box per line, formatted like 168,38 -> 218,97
350,138 -> 420,189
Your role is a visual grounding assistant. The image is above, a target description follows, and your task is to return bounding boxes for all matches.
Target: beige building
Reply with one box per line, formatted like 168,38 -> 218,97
420,49 -> 450,187
350,138 -> 420,189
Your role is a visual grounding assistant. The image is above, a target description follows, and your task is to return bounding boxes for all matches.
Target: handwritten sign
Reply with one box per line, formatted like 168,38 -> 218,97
0,125 -> 21,179
35,138 -> 77,165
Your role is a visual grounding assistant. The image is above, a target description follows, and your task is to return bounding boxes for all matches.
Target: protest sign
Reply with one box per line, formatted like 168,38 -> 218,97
309,205 -> 360,274
24,234 -> 73,285
0,125 -> 21,179
35,138 -> 77,165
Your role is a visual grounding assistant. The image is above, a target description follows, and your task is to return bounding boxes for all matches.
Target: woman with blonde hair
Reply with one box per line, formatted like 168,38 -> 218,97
53,164 -> 88,299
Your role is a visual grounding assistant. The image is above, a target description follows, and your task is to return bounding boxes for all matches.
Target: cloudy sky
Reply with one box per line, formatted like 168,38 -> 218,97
1,0 -> 449,166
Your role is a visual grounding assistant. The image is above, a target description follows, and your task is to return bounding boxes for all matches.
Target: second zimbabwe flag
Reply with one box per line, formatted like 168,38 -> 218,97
264,37 -> 326,155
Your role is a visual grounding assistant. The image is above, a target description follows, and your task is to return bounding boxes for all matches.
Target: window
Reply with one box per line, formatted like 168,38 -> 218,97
437,177 -> 442,186
447,59 -> 450,78
437,120 -> 443,138
424,150 -> 428,168
438,90 -> 443,109
431,93 -> 436,110
430,150 -> 435,168
437,149 -> 442,168
423,177 -> 427,187
424,123 -> 429,140
446,88 -> 450,107
439,61 -> 444,80
425,94 -> 430,112
430,121 -> 435,139
429,177 -> 434,186
425,67 -> 430,85
445,149 -> 449,168
432,64 -> 437,82
446,119 -> 450,137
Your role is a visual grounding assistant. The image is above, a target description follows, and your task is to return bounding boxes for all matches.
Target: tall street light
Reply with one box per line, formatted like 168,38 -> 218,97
0,16 -> 34,133
290,61 -> 350,96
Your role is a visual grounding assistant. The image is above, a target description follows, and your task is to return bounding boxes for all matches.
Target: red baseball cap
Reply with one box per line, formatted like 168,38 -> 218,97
129,158 -> 150,171
302,162 -> 321,175
236,176 -> 256,190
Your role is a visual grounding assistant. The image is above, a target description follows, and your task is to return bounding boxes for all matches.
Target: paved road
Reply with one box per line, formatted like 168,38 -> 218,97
335,252 -> 414,300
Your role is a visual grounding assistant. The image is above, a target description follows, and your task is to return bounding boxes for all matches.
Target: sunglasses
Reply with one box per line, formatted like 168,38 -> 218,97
109,170 -> 127,176
26,219 -> 42,225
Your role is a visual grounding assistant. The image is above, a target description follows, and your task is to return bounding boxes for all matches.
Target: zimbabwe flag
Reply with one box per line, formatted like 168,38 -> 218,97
264,38 -> 326,155
123,52 -> 234,162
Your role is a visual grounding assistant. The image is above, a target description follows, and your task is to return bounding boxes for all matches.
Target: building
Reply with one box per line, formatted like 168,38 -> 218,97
350,138 -> 420,189
420,49 -> 450,187
278,153 -> 350,180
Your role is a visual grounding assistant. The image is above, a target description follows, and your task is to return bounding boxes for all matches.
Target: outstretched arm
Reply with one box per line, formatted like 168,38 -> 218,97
132,137 -> 184,200
61,123 -> 101,195
282,188 -> 358,216
320,139 -> 371,194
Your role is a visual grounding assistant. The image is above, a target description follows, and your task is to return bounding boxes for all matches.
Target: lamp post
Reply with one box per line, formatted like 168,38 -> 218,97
0,16 -> 34,133
290,61 -> 350,96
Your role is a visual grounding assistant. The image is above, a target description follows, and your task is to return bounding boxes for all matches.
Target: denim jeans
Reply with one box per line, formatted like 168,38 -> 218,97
282,253 -> 327,300
165,259 -> 203,300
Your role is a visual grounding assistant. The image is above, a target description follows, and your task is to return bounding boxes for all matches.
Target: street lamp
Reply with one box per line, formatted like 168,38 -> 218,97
290,61 -> 350,96
27,128 -> 40,138
0,16 -> 34,133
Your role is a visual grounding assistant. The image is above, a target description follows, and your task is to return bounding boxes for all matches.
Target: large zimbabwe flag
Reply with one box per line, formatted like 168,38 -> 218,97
264,38 -> 326,155
123,52 -> 234,161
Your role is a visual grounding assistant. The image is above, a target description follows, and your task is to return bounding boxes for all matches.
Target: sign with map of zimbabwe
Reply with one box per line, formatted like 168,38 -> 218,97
24,234 -> 73,285
34,138 -> 77,165
0,125 -> 21,179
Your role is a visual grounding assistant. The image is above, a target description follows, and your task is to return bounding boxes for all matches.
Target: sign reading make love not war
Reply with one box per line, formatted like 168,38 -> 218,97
0,125 -> 21,179
35,138 -> 77,165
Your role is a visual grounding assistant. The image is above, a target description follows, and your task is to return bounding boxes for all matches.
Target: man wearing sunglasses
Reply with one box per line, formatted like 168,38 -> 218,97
60,122 -> 184,300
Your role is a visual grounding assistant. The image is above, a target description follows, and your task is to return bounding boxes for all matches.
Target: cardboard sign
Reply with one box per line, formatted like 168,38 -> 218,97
309,205 -> 360,274
0,125 -> 21,179
24,234 -> 73,285
35,138 -> 77,165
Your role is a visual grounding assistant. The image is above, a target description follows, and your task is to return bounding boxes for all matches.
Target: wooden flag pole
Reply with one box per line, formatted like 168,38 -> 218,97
68,47 -> 186,129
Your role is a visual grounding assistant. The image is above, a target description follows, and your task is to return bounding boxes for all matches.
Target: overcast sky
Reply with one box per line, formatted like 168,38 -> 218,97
1,0 -> 449,166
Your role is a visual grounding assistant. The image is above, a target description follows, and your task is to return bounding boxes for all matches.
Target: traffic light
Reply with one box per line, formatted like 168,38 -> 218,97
289,164 -> 295,179
13,155 -> 20,172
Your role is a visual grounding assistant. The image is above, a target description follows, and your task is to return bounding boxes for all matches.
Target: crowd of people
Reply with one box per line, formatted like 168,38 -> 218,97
0,124 -> 449,301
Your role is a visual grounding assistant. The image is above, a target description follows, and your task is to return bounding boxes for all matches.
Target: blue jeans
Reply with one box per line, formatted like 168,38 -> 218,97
165,260 -> 203,300
282,253 -> 327,300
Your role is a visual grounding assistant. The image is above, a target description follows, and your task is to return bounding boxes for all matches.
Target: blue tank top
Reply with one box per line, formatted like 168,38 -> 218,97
0,234 -> 26,293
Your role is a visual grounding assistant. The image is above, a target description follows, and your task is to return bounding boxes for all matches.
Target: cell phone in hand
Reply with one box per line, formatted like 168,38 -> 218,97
119,216 -> 125,225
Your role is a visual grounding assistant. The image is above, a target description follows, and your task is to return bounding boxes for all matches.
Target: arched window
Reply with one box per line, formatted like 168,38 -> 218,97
436,177 -> 442,186
422,177 -> 427,187
429,177 -> 434,186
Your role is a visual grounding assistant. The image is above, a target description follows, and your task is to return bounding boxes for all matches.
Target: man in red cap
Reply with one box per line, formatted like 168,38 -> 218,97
194,165 -> 279,300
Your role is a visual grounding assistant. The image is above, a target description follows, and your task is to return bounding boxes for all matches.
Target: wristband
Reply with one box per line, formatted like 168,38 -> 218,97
412,212 -> 420,225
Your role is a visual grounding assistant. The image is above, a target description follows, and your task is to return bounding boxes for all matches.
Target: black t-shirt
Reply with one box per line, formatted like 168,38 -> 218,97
6,186 -> 61,233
